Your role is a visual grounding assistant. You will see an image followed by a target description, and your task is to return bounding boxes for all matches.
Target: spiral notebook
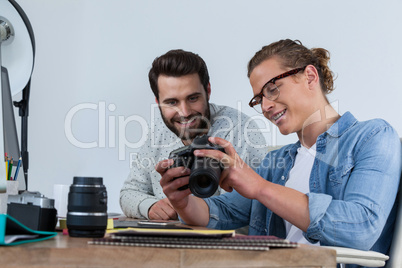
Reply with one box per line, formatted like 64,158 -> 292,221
89,228 -> 298,251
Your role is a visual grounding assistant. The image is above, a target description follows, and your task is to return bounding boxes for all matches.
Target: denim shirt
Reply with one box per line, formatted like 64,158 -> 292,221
205,112 -> 401,255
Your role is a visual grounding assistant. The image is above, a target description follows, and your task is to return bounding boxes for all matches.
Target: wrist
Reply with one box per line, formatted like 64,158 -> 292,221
139,198 -> 158,219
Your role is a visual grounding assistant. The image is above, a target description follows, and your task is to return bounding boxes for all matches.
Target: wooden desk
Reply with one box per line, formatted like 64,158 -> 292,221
0,233 -> 336,267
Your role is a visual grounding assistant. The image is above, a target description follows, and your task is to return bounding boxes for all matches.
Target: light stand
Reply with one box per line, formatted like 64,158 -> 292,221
0,0 -> 34,190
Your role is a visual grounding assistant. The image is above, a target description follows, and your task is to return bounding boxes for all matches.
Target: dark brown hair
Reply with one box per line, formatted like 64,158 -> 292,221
247,39 -> 335,94
149,49 -> 210,100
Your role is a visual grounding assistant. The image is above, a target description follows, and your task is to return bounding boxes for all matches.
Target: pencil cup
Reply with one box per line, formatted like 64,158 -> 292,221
53,184 -> 69,218
0,181 -> 19,214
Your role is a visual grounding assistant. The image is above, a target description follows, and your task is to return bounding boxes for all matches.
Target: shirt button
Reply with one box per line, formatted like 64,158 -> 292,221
281,176 -> 285,180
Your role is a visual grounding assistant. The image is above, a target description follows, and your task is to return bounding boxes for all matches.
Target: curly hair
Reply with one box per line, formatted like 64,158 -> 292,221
247,39 -> 335,94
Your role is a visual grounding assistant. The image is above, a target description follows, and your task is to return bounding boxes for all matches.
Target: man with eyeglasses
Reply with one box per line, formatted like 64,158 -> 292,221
159,40 -> 401,260
120,49 -> 267,221
248,66 -> 306,114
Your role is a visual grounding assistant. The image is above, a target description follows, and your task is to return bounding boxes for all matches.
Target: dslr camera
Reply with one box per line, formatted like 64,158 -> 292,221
168,135 -> 225,198
7,191 -> 58,232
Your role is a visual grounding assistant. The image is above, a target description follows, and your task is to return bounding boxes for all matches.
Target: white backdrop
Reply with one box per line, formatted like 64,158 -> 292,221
9,0 -> 402,214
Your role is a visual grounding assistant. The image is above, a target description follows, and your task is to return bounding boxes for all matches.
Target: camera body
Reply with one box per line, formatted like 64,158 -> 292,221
7,191 -> 58,232
168,135 -> 225,198
66,177 -> 108,238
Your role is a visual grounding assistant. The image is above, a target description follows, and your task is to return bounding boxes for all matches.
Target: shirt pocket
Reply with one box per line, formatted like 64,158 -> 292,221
328,156 -> 354,196
249,217 -> 267,235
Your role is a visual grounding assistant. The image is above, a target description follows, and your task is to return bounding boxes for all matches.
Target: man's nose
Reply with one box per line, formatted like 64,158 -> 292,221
178,102 -> 192,118
261,96 -> 275,113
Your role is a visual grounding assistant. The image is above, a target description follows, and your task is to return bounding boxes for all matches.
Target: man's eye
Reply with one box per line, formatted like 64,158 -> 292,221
166,100 -> 177,106
263,83 -> 278,95
188,96 -> 199,102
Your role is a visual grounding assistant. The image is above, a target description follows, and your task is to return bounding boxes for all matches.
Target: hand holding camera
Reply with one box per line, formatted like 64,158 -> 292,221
167,135 -> 225,198
193,136 -> 265,200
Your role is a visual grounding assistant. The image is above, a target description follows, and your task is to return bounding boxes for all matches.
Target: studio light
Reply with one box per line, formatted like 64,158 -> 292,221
0,0 -> 35,190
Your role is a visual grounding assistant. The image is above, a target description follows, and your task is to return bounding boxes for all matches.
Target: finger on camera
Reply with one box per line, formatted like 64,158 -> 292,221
160,167 -> 189,186
168,167 -> 191,181
194,150 -> 232,169
171,175 -> 190,190
208,136 -> 229,147
208,137 -> 236,154
165,188 -> 192,205
193,148 -> 225,160
155,159 -> 174,174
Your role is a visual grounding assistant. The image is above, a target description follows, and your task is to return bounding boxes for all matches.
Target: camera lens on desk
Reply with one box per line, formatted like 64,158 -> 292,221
66,177 -> 107,238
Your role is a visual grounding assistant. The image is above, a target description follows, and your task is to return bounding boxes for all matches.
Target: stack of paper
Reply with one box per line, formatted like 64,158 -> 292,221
89,228 -> 298,251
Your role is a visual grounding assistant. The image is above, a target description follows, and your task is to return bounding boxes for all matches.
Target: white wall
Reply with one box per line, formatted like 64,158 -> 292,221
10,0 -> 402,213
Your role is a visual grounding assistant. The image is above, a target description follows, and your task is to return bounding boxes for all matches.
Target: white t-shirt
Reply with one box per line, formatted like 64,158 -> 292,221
284,144 -> 320,246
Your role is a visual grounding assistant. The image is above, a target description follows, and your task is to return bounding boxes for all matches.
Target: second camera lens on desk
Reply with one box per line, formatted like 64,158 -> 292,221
66,177 -> 107,238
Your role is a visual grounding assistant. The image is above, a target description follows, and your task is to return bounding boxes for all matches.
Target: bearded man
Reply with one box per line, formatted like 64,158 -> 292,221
120,49 -> 267,220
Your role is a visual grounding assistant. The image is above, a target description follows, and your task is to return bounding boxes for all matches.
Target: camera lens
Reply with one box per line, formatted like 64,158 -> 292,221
66,177 -> 107,238
189,157 -> 221,198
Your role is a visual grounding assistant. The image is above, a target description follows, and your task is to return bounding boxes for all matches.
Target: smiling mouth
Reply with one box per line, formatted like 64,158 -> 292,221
272,109 -> 286,122
176,117 -> 197,126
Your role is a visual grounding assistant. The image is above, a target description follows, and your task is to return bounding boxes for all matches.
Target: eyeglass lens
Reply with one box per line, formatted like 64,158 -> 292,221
251,84 -> 279,113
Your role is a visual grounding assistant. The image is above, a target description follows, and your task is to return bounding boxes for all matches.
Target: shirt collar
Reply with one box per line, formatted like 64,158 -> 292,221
209,103 -> 218,118
285,111 -> 357,157
325,111 -> 357,138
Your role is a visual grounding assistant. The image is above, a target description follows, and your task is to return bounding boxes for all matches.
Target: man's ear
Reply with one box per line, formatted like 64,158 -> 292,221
305,65 -> 319,89
207,83 -> 211,100
155,97 -> 159,104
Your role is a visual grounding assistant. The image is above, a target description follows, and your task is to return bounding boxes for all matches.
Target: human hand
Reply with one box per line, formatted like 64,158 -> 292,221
193,136 -> 264,200
156,159 -> 192,211
148,198 -> 178,220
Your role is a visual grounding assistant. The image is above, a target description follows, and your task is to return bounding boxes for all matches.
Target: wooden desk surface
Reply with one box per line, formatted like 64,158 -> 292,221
1,233 -> 336,268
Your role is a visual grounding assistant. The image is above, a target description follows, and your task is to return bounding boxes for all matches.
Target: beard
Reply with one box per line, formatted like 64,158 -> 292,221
160,102 -> 211,144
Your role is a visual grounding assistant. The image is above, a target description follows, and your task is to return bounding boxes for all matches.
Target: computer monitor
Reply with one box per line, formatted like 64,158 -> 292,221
2,66 -> 24,189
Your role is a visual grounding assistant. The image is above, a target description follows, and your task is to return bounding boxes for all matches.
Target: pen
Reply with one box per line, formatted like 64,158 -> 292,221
5,156 -> 9,180
7,158 -> 13,181
14,157 -> 22,181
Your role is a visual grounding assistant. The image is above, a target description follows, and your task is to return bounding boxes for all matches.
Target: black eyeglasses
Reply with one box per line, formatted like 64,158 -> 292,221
249,66 -> 307,113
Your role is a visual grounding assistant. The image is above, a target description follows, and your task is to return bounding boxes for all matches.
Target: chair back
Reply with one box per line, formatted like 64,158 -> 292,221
386,138 -> 402,267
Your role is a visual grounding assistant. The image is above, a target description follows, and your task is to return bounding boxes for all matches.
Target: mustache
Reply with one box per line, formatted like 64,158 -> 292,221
172,113 -> 204,122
